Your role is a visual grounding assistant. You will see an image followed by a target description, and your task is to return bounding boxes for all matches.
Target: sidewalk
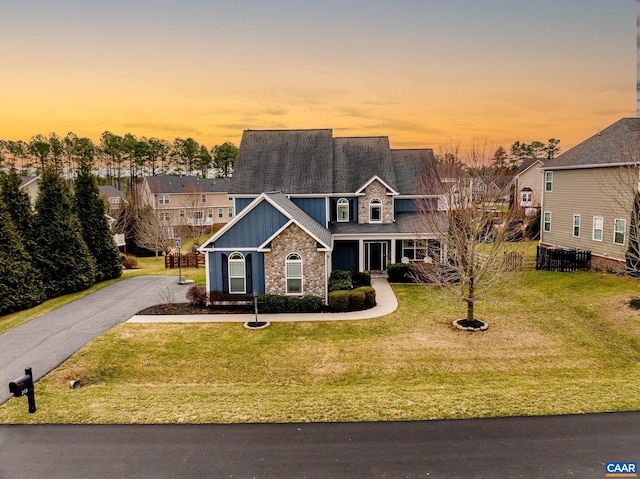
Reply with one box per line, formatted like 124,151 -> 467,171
127,278 -> 398,323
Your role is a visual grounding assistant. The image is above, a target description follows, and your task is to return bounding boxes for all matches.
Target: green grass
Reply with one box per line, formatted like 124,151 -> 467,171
2,268 -> 640,424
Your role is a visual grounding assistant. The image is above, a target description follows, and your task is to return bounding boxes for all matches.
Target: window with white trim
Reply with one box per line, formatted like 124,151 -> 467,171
228,252 -> 246,294
193,210 -> 203,220
545,171 -> 553,192
228,207 -> 233,217
179,209 -> 185,218
201,194 -> 207,203
402,240 -> 427,261
158,194 -> 170,205
285,253 -> 302,295
593,216 -> 603,241
573,215 -> 580,237
218,208 -> 223,218
543,211 -> 551,232
337,198 -> 349,222
614,219 -> 626,245
207,208 -> 213,219
159,212 -> 170,222
369,198 -> 382,223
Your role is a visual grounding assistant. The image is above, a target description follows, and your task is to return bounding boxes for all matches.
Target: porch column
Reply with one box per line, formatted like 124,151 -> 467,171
390,240 -> 396,266
359,239 -> 365,271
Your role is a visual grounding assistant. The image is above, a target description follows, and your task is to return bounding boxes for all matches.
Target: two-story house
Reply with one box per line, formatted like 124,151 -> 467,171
140,175 -> 234,237
199,129 -> 445,303
513,158 -> 545,215
540,118 -> 640,271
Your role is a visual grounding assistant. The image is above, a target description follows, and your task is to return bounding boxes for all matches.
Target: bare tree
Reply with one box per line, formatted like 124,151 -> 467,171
134,205 -> 173,257
411,149 -> 524,330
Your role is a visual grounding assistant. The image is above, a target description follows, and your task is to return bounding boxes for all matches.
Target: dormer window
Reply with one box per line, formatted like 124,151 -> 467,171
337,198 -> 349,222
369,198 -> 382,223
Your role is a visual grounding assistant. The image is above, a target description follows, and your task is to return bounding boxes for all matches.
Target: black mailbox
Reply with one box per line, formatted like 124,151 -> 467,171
9,374 -> 33,397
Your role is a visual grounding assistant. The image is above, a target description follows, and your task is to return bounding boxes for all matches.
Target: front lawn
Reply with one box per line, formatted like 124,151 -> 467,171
1,270 -> 640,423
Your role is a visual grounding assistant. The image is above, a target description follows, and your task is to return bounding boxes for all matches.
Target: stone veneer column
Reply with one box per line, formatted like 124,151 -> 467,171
263,223 -> 327,301
358,180 -> 394,224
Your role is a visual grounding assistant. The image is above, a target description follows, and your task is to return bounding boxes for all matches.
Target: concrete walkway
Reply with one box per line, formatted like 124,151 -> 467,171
127,278 -> 398,323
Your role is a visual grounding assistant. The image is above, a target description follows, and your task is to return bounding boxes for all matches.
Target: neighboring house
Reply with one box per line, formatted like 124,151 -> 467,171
540,117 -> 640,270
473,175 -> 513,204
98,185 -> 128,214
20,176 -> 40,205
199,129 -> 445,303
140,175 -> 234,236
513,158 -> 545,215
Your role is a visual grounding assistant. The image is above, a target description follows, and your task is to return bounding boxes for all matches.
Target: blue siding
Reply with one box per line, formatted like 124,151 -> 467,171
213,201 -> 288,248
329,197 -> 358,222
395,198 -> 419,213
291,197 -> 326,226
234,197 -> 255,214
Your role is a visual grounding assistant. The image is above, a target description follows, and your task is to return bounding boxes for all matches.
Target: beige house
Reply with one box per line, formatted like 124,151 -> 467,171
540,118 -> 640,270
140,175 -> 234,236
20,176 -> 40,205
513,158 -> 545,215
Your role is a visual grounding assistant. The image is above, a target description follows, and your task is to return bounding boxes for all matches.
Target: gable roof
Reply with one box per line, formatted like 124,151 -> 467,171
144,175 -> 232,194
514,158 -> 545,177
20,176 -> 40,188
229,129 -> 440,196
392,149 -> 440,195
98,185 -> 127,200
543,118 -> 640,170
200,191 -> 331,252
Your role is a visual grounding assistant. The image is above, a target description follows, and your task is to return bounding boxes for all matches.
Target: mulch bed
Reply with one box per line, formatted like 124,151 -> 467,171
137,303 -> 253,315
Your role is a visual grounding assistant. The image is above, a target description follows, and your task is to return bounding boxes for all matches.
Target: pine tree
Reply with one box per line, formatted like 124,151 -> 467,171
33,165 -> 95,299
0,196 -> 44,315
626,192 -> 640,277
0,168 -> 36,253
74,162 -> 123,282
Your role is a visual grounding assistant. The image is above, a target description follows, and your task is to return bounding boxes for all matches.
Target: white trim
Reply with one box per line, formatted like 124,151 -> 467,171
544,171 -> 553,193
592,216 -> 603,242
614,218 -> 626,245
572,214 -> 581,238
355,175 -> 399,196
543,211 -> 552,232
228,252 -> 246,294
369,198 -> 382,223
337,198 -> 350,222
285,252 -> 303,295
542,161 -> 639,171
258,219 -> 295,251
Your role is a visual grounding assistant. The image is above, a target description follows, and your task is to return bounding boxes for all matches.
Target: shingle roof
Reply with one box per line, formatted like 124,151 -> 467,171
98,185 -> 126,199
391,149 -> 439,195
229,129 -> 334,194
544,118 -> 640,170
229,129 -> 439,196
514,157 -> 545,176
144,175 -> 232,194
264,192 -> 332,248
330,212 -> 447,236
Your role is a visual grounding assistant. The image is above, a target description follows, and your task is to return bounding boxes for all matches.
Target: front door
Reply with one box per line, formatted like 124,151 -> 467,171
365,241 -> 388,272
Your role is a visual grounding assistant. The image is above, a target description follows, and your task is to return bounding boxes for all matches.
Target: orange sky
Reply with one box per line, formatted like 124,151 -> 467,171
0,1 -> 635,155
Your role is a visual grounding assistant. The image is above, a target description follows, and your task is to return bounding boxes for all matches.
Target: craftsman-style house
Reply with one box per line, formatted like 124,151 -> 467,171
200,129 -> 445,303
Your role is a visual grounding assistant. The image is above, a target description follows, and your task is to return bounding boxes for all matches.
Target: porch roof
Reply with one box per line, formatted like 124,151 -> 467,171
330,212 -> 447,236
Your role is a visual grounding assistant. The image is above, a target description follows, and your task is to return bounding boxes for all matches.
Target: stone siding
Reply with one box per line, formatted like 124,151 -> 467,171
264,223 -> 326,300
358,180 -> 394,224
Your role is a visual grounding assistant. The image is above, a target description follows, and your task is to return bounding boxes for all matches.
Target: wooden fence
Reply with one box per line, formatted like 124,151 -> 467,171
536,246 -> 591,272
164,253 -> 205,269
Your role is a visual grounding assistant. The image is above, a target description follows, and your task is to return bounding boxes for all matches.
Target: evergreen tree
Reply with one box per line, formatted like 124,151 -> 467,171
0,168 -> 37,253
626,192 -> 640,278
74,161 -> 123,282
33,165 -> 95,299
0,196 -> 44,315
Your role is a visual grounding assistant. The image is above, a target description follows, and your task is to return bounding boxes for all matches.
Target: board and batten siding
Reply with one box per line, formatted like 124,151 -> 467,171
541,166 -> 637,262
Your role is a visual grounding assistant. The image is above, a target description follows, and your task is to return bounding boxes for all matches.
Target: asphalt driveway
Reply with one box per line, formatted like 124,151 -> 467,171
0,276 -> 185,404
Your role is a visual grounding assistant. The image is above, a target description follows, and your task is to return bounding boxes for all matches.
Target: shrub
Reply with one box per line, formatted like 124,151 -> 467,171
357,286 -> 376,308
186,286 -> 208,307
387,263 -> 411,282
350,270 -> 371,287
328,290 -> 350,311
301,295 -> 323,312
349,289 -> 366,310
329,270 -> 353,291
122,254 -> 138,269
257,294 -> 322,313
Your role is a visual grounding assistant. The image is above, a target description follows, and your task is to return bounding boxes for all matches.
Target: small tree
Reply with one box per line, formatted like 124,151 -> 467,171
412,152 -> 524,328
0,168 -> 37,253
211,141 -> 238,178
134,205 -> 173,257
626,191 -> 640,277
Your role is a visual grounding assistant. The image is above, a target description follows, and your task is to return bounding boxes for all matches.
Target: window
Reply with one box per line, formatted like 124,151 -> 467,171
521,190 -> 532,203
207,208 -> 213,219
573,215 -> 580,237
179,209 -> 185,218
614,219 -> 626,245
545,172 -> 553,192
193,210 -> 204,219
285,253 -> 302,295
218,208 -> 223,218
159,212 -> 170,222
201,194 -> 207,203
228,207 -> 234,217
543,211 -> 551,232
369,198 -> 382,223
402,240 -> 427,261
228,253 -> 246,294
593,216 -> 603,241
158,194 -> 170,204
337,198 -> 349,222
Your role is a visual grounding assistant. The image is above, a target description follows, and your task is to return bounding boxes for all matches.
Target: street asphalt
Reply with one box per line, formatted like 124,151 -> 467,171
1,412 -> 639,478
0,276 -> 186,404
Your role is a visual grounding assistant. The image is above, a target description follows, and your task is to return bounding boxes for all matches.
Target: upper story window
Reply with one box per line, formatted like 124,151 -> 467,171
285,253 -> 303,295
593,216 -> 603,241
573,215 -> 580,237
337,198 -> 349,222
201,194 -> 207,203
614,219 -> 626,245
193,210 -> 204,219
369,198 -> 382,223
207,208 -> 213,218
158,194 -> 170,204
159,212 -> 170,222
228,207 -> 234,217
545,171 -> 553,192
228,252 -> 246,294
543,211 -> 551,232
521,190 -> 532,204
218,208 -> 224,218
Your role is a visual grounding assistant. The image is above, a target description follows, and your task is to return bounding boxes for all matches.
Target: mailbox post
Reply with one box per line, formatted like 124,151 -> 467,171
8,367 -> 36,413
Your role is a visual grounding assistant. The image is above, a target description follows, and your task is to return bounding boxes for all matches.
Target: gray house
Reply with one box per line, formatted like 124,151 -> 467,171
540,118 -> 640,271
200,129 -> 445,303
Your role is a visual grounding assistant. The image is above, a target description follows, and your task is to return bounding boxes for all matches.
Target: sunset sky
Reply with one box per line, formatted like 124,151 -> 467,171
0,0 -> 635,154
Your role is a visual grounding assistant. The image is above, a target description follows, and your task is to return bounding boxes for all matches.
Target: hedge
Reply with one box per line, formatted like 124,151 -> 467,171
328,286 -> 376,312
256,294 -> 323,313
